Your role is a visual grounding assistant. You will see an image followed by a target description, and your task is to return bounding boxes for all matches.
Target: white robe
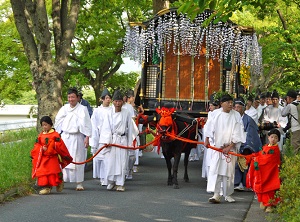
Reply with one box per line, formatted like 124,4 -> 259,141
261,105 -> 287,149
90,105 -> 112,183
205,109 -> 245,196
123,103 -> 140,166
54,103 -> 92,183
202,109 -> 219,179
99,107 -> 139,186
245,105 -> 258,124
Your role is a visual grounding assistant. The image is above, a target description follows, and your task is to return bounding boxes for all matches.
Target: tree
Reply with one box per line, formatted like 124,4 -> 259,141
0,1 -> 32,104
66,0 -> 152,106
10,0 -> 80,129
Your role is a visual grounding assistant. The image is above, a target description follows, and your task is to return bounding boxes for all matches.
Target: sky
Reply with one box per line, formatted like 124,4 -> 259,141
119,57 -> 141,73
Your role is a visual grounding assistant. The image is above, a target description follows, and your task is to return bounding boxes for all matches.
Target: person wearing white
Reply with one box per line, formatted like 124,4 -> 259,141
204,94 -> 245,203
245,96 -> 258,124
122,89 -> 138,179
271,91 -> 287,150
90,88 -> 112,186
54,87 -> 92,191
281,90 -> 300,154
256,93 -> 267,119
100,90 -> 139,192
202,101 -> 220,179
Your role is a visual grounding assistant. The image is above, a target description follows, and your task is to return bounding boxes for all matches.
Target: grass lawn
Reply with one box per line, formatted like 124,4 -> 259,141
0,128 -> 37,194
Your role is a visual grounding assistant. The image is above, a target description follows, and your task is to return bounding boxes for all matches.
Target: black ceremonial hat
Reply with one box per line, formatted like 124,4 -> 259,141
271,90 -> 279,99
220,94 -> 233,103
286,90 -> 297,99
112,90 -> 123,101
101,88 -> 111,98
233,97 -> 245,106
126,89 -> 135,98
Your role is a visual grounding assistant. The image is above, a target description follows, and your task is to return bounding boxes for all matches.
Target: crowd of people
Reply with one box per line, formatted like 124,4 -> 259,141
200,89 -> 300,213
30,87 -> 300,213
31,87 -> 141,194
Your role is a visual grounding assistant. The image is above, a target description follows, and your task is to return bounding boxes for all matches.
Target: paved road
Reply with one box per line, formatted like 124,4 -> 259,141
0,152 -> 256,222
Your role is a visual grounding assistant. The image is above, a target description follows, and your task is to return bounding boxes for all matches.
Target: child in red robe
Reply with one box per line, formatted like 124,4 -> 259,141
31,116 -> 73,195
246,128 -> 281,213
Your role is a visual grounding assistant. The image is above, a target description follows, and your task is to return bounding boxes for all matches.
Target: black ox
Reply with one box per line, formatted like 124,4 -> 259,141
139,107 -> 200,189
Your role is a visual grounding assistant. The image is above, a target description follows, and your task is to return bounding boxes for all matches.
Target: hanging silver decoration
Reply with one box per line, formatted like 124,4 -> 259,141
123,10 -> 262,76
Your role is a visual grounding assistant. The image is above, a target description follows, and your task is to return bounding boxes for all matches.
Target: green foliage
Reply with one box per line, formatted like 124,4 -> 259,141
105,71 -> 140,94
65,0 -> 151,104
0,128 -> 37,194
0,1 -> 32,102
3,90 -> 37,105
228,2 -> 300,93
276,138 -> 300,221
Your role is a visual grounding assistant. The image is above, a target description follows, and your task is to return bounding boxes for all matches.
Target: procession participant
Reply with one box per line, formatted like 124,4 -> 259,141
258,92 -> 275,145
90,88 -> 112,185
233,97 -> 261,191
54,87 -> 92,191
122,89 -> 138,179
281,90 -> 300,154
253,96 -> 260,109
246,129 -> 281,213
99,90 -> 139,192
245,95 -> 258,124
201,95 -> 220,179
272,90 -> 288,149
31,116 -> 72,195
257,93 -> 267,118
78,91 -> 93,117
204,94 -> 245,203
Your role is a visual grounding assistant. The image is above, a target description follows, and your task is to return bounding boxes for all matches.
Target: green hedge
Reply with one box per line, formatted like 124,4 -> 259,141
275,138 -> 300,221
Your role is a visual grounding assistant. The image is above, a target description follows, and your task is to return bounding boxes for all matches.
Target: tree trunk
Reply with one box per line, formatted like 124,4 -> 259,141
153,0 -> 170,15
10,0 -> 80,131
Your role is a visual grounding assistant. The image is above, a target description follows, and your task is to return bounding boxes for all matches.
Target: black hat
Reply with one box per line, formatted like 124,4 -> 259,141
209,93 -> 219,106
271,90 -> 279,99
247,95 -> 254,102
112,90 -> 123,101
68,87 -> 79,96
40,116 -> 53,126
220,94 -> 233,103
268,129 -> 281,142
234,97 -> 245,106
101,88 -> 111,99
265,91 -> 272,98
286,90 -> 297,99
126,89 -> 135,98
260,93 -> 266,99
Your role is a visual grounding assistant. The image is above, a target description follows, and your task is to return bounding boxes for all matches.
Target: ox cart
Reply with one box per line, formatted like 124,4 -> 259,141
123,8 -> 262,117
123,8 -> 262,188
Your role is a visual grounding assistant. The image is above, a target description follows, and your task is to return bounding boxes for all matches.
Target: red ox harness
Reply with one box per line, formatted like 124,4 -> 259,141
156,107 -> 177,142
155,107 -> 196,153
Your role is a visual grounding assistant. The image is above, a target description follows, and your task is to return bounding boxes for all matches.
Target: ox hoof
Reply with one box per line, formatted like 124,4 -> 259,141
173,184 -> 179,189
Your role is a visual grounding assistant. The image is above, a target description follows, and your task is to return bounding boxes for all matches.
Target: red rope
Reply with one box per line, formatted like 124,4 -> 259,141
71,134 -> 162,165
164,132 -> 249,159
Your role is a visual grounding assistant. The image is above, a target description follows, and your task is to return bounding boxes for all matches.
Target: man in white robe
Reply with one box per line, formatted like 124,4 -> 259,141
245,96 -> 258,124
90,88 -> 112,186
202,98 -> 220,179
204,94 -> 245,203
100,90 -> 139,192
54,87 -> 92,191
123,89 -> 141,179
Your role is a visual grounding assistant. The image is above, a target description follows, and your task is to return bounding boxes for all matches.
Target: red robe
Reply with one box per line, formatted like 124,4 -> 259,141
31,130 -> 73,186
246,144 -> 281,206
